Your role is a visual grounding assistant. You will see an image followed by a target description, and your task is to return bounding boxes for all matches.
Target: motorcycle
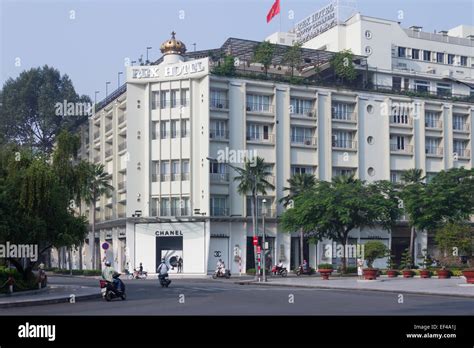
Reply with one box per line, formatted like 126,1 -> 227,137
129,268 -> 148,280
99,273 -> 126,301
212,268 -> 231,279
296,265 -> 313,276
271,265 -> 288,277
158,273 -> 171,287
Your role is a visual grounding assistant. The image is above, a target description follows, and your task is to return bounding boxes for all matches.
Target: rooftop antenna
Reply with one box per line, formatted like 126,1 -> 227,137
138,55 -> 144,66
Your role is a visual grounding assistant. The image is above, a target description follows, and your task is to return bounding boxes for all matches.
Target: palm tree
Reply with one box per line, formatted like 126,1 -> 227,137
233,157 -> 274,275
280,173 -> 316,267
400,168 -> 425,266
82,163 -> 113,270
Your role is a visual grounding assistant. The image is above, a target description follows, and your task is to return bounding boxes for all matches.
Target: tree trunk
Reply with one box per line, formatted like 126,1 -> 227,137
409,226 -> 416,267
299,229 -> 304,266
68,247 -> 73,275
341,235 -> 348,274
252,191 -> 258,280
79,243 -> 83,271
91,202 -> 96,270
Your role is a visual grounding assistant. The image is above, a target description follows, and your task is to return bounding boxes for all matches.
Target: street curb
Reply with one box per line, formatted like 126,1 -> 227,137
0,288 -> 101,308
236,281 -> 474,298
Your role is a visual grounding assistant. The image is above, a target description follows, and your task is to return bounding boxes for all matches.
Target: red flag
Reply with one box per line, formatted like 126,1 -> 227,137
266,0 -> 280,23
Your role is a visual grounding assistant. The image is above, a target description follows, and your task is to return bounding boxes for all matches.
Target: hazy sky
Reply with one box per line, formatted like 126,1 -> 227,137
1,0 -> 473,102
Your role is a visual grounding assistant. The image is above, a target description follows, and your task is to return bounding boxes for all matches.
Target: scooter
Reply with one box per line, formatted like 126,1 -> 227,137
158,273 -> 171,287
296,265 -> 313,276
130,268 -> 148,280
271,265 -> 288,277
100,273 -> 126,301
212,268 -> 231,279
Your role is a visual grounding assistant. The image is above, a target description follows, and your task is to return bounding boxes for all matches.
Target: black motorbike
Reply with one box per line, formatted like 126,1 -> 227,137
296,265 -> 313,276
158,273 -> 171,287
100,273 -> 126,301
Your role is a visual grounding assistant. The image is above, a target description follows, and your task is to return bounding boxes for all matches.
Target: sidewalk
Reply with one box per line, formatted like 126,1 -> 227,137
0,284 -> 100,308
239,276 -> 474,298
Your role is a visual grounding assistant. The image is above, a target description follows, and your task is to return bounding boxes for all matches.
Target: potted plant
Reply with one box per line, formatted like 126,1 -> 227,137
462,267 -> 474,284
362,241 -> 389,280
400,248 -> 414,278
317,263 -> 333,280
386,254 -> 399,278
419,249 -> 433,278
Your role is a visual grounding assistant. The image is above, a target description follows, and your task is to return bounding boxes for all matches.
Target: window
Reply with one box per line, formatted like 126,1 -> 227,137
170,120 -> 178,138
210,120 -> 228,139
412,49 -> 420,60
390,171 -> 402,183
181,119 -> 190,137
171,160 -> 180,181
210,89 -> 228,108
160,161 -> 170,181
290,98 -> 313,115
425,137 -> 440,155
210,162 -> 227,174
152,121 -> 160,139
171,198 -> 180,216
460,56 -> 468,66
425,173 -> 436,183
332,102 -> 354,120
392,77 -> 402,91
291,166 -> 313,175
436,83 -> 452,97
170,90 -> 178,108
398,47 -> 406,57
210,196 -> 228,216
182,160 -> 190,180
453,140 -> 467,157
448,54 -> 455,65
151,92 -> 160,110
246,197 -> 272,216
453,114 -> 467,131
425,112 -> 440,128
332,131 -> 353,149
247,123 -> 270,141
180,89 -> 189,106
160,91 -> 168,109
390,135 -> 407,150
436,52 -> 444,63
160,198 -> 170,216
246,94 -> 271,112
415,80 -> 429,93
151,161 -> 159,182
391,106 -> 409,124
151,198 -> 159,216
333,167 -> 355,177
160,121 -> 169,139
291,127 -> 313,144
423,50 -> 431,61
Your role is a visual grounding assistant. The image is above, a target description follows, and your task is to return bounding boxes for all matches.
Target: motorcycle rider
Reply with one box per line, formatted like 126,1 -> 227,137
216,259 -> 225,276
302,259 -> 309,273
276,260 -> 284,274
102,260 -> 121,292
157,258 -> 170,282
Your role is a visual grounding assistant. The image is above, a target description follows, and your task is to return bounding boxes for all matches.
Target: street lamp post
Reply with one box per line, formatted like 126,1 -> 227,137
94,91 -> 100,106
105,81 -> 111,98
146,47 -> 152,64
262,198 -> 267,282
117,72 -> 123,87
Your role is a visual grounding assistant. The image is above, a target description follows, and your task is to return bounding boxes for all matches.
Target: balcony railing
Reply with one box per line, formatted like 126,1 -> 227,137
118,114 -> 125,124
246,103 -> 273,113
182,172 -> 190,181
105,123 -> 113,133
390,144 -> 414,154
117,181 -> 126,190
151,174 -> 159,182
118,212 -> 126,218
425,146 -> 443,156
210,207 -> 229,216
105,149 -> 112,158
210,129 -> 229,140
454,148 -> 471,158
390,115 -> 413,126
210,173 -> 229,182
331,110 -> 356,121
247,208 -> 277,218
94,155 -> 101,163
152,99 -> 189,110
291,135 -> 317,146
210,98 -> 229,109
160,174 -> 171,182
332,139 -> 357,150
291,107 -> 316,118
159,208 -> 191,217
94,131 -> 100,139
118,142 -> 127,152
453,122 -> 470,132
246,132 -> 274,143
171,173 -> 181,181
425,120 -> 443,129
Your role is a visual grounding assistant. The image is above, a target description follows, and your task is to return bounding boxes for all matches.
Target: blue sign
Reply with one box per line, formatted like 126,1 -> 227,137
102,242 -> 109,250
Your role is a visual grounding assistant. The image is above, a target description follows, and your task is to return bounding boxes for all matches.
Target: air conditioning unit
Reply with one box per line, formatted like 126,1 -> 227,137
246,106 -> 251,111
305,139 -> 312,145
218,104 -> 223,108
307,111 -> 313,117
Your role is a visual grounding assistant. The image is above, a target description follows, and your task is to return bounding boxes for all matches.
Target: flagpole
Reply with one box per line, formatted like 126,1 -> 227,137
279,1 -> 282,33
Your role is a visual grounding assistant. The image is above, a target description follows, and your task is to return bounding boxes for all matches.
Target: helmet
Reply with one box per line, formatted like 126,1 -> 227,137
105,261 -> 111,266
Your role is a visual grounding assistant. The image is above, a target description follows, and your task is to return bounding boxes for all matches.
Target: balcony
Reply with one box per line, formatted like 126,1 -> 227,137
332,140 -> 357,150
171,173 -> 181,181
181,172 -> 190,181
117,212 -> 126,218
390,115 -> 413,127
94,131 -> 100,140
291,135 -> 317,147
425,146 -> 443,156
160,174 -> 171,182
209,129 -> 229,140
246,103 -> 273,114
247,208 -> 277,218
246,132 -> 275,144
454,148 -> 471,158
390,144 -> 414,154
210,98 -> 229,110
94,155 -> 101,163
331,110 -> 356,122
210,173 -> 229,182
210,207 -> 229,217
291,107 -> 316,118
118,114 -> 126,125
118,141 -> 127,152
453,122 -> 470,132
117,181 -> 126,191
105,123 -> 113,133
425,120 -> 443,129
151,174 -> 159,182
105,149 -> 112,158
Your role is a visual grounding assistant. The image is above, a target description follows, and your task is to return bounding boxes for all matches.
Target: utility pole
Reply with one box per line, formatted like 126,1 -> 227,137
262,198 -> 267,282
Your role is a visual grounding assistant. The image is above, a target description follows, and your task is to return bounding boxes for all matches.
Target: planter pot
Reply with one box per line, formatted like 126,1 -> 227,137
318,269 -> 333,280
436,269 -> 451,279
362,268 -> 378,280
402,270 -> 414,278
462,270 -> 474,284
419,270 -> 431,278
387,270 -> 398,278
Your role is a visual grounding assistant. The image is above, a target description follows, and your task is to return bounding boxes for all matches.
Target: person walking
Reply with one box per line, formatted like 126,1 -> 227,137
357,258 -> 364,279
177,257 -> 183,273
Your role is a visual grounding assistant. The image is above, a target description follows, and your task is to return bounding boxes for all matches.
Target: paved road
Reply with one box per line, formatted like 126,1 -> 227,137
2,276 -> 473,315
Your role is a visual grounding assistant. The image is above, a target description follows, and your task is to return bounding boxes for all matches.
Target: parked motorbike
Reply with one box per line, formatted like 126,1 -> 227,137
271,265 -> 288,277
129,268 -> 148,280
100,273 -> 126,301
158,273 -> 171,287
212,268 -> 231,279
296,265 -> 313,276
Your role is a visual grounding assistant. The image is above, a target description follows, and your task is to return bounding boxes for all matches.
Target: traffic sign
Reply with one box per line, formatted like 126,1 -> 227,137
102,242 -> 109,250
257,245 -> 261,253
253,236 -> 258,246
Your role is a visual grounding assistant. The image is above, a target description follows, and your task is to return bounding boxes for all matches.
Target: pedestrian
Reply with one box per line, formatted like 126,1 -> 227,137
357,258 -> 364,279
177,256 -> 183,273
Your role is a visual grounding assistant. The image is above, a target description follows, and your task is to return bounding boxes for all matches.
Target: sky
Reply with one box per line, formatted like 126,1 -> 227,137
1,0 -> 473,102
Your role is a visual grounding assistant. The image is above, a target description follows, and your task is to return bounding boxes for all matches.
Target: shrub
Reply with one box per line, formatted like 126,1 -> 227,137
364,241 -> 389,268
400,248 -> 413,270
83,270 -> 102,276
0,267 -> 38,294
246,268 -> 256,275
345,266 -> 357,274
317,263 -> 333,270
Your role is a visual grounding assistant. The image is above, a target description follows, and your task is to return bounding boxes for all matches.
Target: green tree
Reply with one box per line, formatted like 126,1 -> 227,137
82,163 -> 113,270
280,173 -> 316,266
435,222 -> 473,267
253,41 -> 275,76
330,50 -> 357,84
0,65 -> 91,153
213,55 -> 236,76
233,157 -> 274,274
283,42 -> 303,77
363,241 -> 389,268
